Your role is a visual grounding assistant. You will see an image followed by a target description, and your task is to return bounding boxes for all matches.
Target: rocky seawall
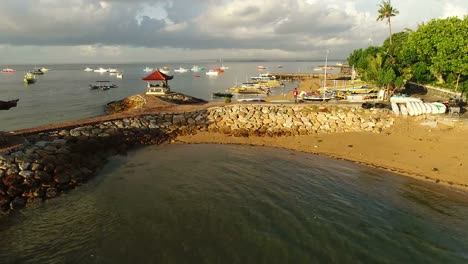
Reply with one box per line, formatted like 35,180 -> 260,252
0,104 -> 393,213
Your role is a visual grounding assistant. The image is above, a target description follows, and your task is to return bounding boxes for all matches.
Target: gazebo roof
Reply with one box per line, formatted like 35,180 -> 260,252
142,69 -> 173,81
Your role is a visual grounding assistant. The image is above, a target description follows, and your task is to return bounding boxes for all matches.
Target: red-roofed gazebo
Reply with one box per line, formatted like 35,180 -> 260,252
143,69 -> 174,95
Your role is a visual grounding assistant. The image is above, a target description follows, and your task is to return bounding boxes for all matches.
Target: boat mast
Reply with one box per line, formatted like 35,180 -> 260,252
323,49 -> 330,100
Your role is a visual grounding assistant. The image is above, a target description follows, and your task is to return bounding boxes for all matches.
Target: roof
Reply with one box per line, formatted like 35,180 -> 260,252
142,69 -> 173,81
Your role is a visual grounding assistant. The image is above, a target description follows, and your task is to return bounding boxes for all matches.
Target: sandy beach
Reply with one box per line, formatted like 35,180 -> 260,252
177,116 -> 468,190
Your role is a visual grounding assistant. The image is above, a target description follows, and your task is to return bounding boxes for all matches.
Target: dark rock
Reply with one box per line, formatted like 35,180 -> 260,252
10,197 -> 26,209
46,188 -> 58,198
31,162 -> 43,171
2,175 -> 23,186
34,171 -> 52,182
7,185 -> 24,197
54,173 -> 70,185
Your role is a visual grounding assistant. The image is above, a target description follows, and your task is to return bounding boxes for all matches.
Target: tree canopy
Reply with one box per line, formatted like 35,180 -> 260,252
347,16 -> 468,91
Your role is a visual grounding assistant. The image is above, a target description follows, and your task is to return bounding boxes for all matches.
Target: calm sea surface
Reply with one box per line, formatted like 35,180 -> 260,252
0,144 -> 467,263
0,61 -> 336,131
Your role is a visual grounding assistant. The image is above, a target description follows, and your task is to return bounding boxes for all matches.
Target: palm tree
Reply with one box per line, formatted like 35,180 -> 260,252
377,0 -> 399,45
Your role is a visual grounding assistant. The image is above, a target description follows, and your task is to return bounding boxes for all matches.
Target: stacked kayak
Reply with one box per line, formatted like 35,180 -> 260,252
390,97 -> 446,116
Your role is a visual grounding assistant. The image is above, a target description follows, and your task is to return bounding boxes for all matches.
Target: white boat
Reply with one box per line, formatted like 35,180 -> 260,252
143,67 -> 153,72
94,68 -> 107,73
159,69 -> 171,75
174,67 -> 188,73
206,70 -> 219,76
220,64 -> 229,70
116,72 -> 123,79
40,67 -> 50,72
84,67 -> 93,72
107,68 -> 118,73
191,65 -> 204,72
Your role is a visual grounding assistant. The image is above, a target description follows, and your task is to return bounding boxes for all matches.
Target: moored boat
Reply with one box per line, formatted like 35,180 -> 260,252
40,67 -> 49,72
206,70 -> 219,76
30,69 -> 44,75
174,67 -> 188,73
94,68 -> 108,73
116,72 -> 123,79
23,73 -> 36,84
1,68 -> 16,73
250,73 -> 283,87
230,83 -> 271,95
257,65 -> 267,70
84,67 -> 93,72
191,65 -> 204,72
143,67 -> 153,72
89,81 -> 118,90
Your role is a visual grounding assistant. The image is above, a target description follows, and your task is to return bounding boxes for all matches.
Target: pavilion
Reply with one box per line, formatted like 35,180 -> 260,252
142,69 -> 174,95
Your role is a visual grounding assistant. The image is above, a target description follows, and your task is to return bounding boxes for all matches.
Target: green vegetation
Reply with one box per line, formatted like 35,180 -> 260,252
348,16 -> 468,94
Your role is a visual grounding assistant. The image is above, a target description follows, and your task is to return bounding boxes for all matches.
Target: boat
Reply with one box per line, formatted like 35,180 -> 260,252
1,68 -> 16,73
257,65 -> 267,70
143,67 -> 153,72
206,70 -> 219,76
107,68 -> 118,73
23,73 -> 36,84
191,65 -> 204,72
162,66 -> 170,70
250,73 -> 283,87
84,67 -> 93,72
299,91 -> 333,101
212,92 -> 233,98
30,69 -> 44,75
220,64 -> 229,70
159,68 -> 171,75
116,72 -> 123,79
94,68 -> 108,73
174,67 -> 188,73
215,68 -> 224,73
89,81 -> 118,90
40,67 -> 49,72
230,83 -> 271,95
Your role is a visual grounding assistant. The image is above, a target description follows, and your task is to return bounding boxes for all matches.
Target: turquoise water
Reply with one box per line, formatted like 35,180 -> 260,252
0,144 -> 467,263
0,61 -> 333,131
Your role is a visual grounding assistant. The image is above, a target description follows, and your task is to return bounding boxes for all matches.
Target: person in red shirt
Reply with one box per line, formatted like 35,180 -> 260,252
293,88 -> 299,103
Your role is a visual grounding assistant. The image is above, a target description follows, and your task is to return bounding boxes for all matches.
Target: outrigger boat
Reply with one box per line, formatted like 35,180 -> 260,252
24,73 -> 36,84
89,81 -> 118,90
230,83 -> 271,95
250,73 -> 283,87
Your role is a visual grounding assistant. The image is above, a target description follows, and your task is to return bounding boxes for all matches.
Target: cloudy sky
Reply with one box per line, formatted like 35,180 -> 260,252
0,0 -> 466,64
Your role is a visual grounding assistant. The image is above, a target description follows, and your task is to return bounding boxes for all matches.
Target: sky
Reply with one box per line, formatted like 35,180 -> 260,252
0,0 -> 466,64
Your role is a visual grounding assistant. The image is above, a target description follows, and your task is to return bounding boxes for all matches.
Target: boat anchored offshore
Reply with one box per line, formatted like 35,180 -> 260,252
84,67 -> 93,72
174,67 -> 188,73
2,68 -> 16,73
24,73 -> 36,84
206,69 -> 219,76
89,81 -> 118,90
143,67 -> 153,72
191,65 -> 204,72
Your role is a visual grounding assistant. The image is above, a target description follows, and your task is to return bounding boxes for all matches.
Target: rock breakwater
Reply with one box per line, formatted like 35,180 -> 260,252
1,104 -> 393,213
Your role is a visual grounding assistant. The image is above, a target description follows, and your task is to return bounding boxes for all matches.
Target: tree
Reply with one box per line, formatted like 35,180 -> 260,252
377,0 -> 400,46
403,16 -> 468,85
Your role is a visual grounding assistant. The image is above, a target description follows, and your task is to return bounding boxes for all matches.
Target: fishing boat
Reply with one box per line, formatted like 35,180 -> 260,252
84,67 -> 93,72
299,91 -> 333,101
250,73 -> 283,87
174,67 -> 188,73
191,65 -> 204,72
230,83 -> 271,95
257,65 -> 267,70
23,73 -> 36,84
94,68 -> 108,73
30,69 -> 45,75
206,70 -> 219,76
143,67 -> 153,72
89,81 -> 118,90
1,68 -> 16,73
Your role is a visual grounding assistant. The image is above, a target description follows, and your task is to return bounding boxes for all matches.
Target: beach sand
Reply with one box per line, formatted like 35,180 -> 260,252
177,117 -> 468,190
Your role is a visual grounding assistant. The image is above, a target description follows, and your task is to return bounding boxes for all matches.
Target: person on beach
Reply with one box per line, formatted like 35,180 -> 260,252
293,88 -> 299,103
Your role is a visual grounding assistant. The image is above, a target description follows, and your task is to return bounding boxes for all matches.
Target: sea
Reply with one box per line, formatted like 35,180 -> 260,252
0,144 -> 467,263
0,61 -> 336,131
1,62 -> 468,263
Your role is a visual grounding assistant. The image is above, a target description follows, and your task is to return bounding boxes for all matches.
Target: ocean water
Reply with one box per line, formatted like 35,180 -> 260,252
0,144 -> 467,263
0,61 -> 336,131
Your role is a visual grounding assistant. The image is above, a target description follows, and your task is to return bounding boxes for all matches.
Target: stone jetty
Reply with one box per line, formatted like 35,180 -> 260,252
0,103 -> 394,213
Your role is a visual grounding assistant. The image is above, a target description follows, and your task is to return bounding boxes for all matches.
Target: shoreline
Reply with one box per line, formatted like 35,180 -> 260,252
176,117 -> 468,191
